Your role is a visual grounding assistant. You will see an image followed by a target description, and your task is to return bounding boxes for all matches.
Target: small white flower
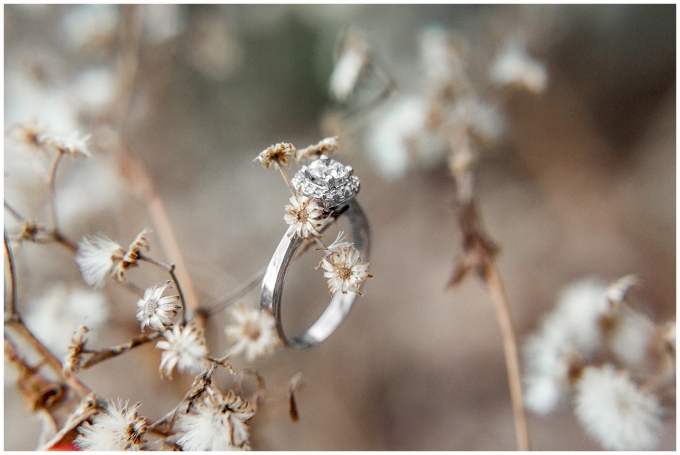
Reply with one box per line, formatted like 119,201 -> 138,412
317,231 -> 352,255
321,245 -> 372,296
75,399 -> 147,451
225,303 -> 280,362
76,234 -> 125,288
39,130 -> 92,157
176,389 -> 254,451
136,281 -> 181,332
254,142 -> 297,169
553,278 -> 611,356
156,321 -> 209,378
284,191 -> 326,239
490,41 -> 548,93
574,364 -> 664,450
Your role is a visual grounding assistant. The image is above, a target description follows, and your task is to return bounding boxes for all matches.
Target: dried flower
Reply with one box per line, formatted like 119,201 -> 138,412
63,325 -> 89,376
297,136 -> 339,162
317,231 -> 352,255
114,229 -> 152,282
75,234 -> 125,287
254,142 -> 297,169
136,281 -> 181,333
490,42 -> 548,93
225,304 -> 280,362
605,305 -> 655,368
156,321 -> 209,378
75,399 -> 147,451
574,364 -> 663,450
284,190 -> 326,239
176,389 -> 254,451
321,245 -> 372,296
39,130 -> 92,157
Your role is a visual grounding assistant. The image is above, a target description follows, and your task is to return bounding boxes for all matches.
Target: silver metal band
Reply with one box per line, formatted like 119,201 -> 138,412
260,198 -> 370,349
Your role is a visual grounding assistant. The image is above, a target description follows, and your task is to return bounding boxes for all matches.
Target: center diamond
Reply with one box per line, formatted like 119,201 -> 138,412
291,155 -> 360,212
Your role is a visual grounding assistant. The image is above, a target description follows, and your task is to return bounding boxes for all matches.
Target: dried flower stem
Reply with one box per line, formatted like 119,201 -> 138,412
484,262 -> 530,451
81,331 -> 163,370
5,318 -> 91,397
5,227 -> 18,318
276,157 -> 297,197
112,4 -> 144,129
46,151 -> 64,231
117,146 -> 200,313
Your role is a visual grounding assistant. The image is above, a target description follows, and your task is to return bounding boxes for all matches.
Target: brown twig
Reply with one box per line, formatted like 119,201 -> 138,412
5,228 -> 18,317
81,332 -> 162,370
46,151 -> 64,231
276,157 -> 297,197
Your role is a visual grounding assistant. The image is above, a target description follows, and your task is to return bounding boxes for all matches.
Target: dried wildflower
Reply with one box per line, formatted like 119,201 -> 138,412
156,321 -> 209,378
136,281 -> 181,333
114,229 -> 151,282
63,325 -> 89,376
75,399 -> 147,451
297,136 -> 339,162
552,278 -> 610,356
574,364 -> 663,450
321,245 -> 372,296
419,26 -> 469,95
8,121 -> 47,152
254,142 -> 297,169
39,130 -> 92,157
317,231 -> 352,255
176,389 -> 254,451
75,234 -> 125,287
606,305 -> 655,368
490,42 -> 548,93
284,190 -> 326,239
225,304 -> 279,362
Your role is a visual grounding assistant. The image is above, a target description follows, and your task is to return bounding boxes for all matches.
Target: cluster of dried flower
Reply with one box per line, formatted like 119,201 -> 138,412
522,275 -> 675,450
256,138 -> 373,298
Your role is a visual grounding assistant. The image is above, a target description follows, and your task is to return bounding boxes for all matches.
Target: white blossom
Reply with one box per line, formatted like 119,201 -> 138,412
574,364 -> 663,450
225,304 -> 279,362
321,244 -> 372,296
156,322 -> 209,378
490,41 -> 548,93
284,191 -> 326,239
176,389 -> 254,451
75,234 -> 125,288
607,305 -> 655,368
136,281 -> 181,332
75,399 -> 147,451
39,130 -> 92,157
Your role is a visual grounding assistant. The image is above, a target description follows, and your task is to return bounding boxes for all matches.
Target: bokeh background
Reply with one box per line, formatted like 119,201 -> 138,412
4,4 -> 675,450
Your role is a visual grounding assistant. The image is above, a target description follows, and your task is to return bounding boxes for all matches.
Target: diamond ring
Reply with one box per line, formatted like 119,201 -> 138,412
260,155 -> 371,348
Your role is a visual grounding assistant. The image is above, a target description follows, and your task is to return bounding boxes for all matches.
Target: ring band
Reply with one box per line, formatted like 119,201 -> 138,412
260,161 -> 371,348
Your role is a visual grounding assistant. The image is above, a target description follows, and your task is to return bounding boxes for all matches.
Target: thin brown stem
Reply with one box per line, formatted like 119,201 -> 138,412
4,228 -> 18,317
81,331 -> 162,370
484,262 -> 530,451
46,151 -> 64,231
4,201 -> 24,221
5,318 -> 91,397
139,255 -> 187,325
276,158 -> 297,197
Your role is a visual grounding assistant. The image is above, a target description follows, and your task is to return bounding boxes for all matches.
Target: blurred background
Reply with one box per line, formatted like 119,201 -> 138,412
4,4 -> 675,450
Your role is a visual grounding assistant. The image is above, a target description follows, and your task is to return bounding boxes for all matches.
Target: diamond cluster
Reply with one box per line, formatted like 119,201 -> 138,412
291,155 -> 360,212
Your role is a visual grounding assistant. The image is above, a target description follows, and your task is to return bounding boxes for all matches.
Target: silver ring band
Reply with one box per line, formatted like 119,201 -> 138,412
260,198 -> 370,348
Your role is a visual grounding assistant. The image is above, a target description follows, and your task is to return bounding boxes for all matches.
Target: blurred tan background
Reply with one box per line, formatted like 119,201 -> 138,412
4,4 -> 675,450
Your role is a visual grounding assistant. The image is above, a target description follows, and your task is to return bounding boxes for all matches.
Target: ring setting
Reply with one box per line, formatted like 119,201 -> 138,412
260,153 -> 371,349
